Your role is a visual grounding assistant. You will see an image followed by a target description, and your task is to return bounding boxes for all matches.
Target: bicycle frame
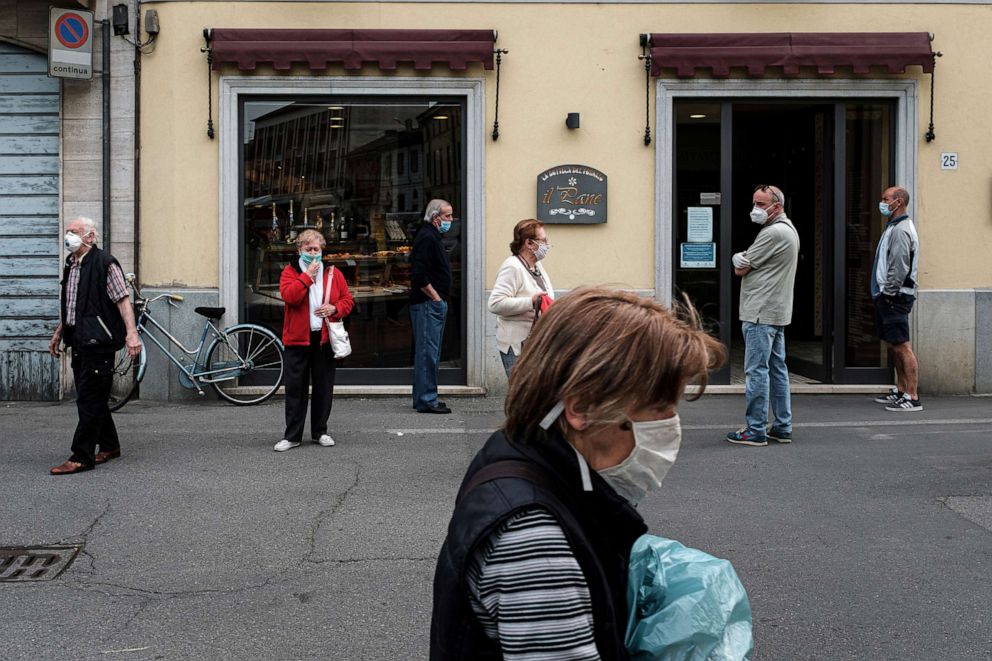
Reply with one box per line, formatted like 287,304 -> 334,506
136,303 -> 248,392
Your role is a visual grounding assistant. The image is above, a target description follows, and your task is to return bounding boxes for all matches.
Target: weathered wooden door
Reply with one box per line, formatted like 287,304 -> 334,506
0,42 -> 60,400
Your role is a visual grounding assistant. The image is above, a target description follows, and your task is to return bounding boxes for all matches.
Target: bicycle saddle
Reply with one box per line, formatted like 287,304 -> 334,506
194,306 -> 226,319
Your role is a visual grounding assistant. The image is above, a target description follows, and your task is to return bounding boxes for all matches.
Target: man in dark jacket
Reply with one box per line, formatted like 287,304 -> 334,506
410,199 -> 454,414
48,217 -> 141,475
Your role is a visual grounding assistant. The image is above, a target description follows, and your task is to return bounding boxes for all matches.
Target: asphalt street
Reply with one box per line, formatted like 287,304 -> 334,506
2,394 -> 991,661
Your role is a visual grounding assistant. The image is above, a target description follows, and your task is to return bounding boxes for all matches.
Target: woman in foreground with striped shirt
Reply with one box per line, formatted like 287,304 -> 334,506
431,287 -> 726,660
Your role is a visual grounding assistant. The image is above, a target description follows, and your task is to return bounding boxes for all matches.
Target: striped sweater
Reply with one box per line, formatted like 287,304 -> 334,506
466,507 -> 602,660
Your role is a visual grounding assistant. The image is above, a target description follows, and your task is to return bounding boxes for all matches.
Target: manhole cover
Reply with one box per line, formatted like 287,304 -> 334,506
0,544 -> 83,582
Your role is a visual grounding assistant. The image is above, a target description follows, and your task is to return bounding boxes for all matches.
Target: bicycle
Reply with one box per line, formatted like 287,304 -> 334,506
108,273 -> 285,411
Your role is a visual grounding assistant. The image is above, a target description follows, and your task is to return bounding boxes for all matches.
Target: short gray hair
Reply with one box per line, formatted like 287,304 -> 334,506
423,199 -> 451,222
70,216 -> 98,239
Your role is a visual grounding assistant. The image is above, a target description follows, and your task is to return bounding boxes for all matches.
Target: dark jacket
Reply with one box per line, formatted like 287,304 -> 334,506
409,222 -> 452,304
60,246 -> 126,355
430,428 -> 647,660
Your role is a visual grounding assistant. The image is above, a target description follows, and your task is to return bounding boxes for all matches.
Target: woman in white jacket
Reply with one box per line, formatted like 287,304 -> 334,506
487,219 -> 554,375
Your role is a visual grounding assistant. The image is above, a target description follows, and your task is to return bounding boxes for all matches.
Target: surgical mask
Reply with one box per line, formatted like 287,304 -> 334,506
879,201 -> 893,217
64,232 -> 84,253
439,220 -> 452,233
300,252 -> 321,266
532,242 -> 550,261
749,206 -> 769,225
597,414 -> 682,506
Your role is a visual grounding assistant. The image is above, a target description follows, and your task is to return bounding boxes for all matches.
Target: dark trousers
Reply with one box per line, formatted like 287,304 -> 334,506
283,330 -> 337,444
70,351 -> 120,466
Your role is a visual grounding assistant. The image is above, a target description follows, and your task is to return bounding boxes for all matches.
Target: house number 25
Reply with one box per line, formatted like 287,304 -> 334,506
940,152 -> 958,170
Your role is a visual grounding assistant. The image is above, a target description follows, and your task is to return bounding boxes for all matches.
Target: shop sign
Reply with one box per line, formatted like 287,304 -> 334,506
536,164 -> 607,224
48,8 -> 93,80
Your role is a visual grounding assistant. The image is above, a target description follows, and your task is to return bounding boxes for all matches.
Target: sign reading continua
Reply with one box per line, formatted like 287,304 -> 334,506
536,164 -> 607,224
49,8 -> 94,80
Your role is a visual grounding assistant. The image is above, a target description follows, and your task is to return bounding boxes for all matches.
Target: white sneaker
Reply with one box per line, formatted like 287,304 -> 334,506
273,439 -> 301,452
315,434 -> 335,447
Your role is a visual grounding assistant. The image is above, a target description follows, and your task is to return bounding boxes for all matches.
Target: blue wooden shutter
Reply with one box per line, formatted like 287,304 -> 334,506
0,42 -> 60,400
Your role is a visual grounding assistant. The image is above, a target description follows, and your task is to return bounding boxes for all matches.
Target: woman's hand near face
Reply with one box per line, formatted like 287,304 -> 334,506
305,258 -> 320,279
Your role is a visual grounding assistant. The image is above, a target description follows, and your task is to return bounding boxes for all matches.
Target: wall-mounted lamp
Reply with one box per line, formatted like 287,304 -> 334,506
565,113 -> 580,130
112,4 -> 129,36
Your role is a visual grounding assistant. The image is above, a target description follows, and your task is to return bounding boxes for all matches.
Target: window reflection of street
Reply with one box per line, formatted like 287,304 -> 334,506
241,100 -> 465,375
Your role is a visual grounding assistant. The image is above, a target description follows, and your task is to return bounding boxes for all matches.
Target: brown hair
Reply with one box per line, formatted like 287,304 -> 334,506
504,287 -> 726,442
296,229 -> 326,249
509,219 -> 545,255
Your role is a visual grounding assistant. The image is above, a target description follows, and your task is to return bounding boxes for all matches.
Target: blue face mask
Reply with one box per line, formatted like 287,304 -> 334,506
300,252 -> 321,266
439,220 -> 452,233
879,201 -> 893,217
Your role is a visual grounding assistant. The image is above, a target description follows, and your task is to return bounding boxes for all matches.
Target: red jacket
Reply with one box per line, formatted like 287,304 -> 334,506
279,262 -> 355,347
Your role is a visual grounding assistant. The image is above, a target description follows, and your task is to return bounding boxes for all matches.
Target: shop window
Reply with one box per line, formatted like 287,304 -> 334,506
241,99 -> 465,377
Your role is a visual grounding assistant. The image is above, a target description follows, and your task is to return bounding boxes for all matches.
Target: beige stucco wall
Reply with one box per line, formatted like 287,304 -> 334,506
138,1 -> 992,292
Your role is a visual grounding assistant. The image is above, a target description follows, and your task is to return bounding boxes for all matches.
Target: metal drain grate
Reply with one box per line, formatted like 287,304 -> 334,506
0,544 -> 83,582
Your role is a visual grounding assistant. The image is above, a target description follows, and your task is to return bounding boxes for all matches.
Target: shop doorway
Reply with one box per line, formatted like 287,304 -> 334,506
673,99 -> 895,385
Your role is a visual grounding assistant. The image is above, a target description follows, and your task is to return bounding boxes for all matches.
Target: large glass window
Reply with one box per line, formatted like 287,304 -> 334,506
240,99 -> 465,382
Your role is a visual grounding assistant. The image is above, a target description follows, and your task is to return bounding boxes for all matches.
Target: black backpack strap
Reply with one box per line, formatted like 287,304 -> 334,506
456,460 -> 554,506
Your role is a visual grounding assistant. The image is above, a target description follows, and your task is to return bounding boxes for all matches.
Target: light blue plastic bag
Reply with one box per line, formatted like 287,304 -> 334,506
625,534 -> 753,660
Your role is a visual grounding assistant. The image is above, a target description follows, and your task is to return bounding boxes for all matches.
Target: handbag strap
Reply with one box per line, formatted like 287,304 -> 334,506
456,459 -> 556,506
322,265 -> 334,305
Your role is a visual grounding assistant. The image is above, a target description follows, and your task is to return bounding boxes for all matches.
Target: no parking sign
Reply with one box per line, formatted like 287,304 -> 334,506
49,8 -> 93,79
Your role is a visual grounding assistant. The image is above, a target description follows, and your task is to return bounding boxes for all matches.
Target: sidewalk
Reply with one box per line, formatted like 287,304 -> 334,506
2,394 -> 990,660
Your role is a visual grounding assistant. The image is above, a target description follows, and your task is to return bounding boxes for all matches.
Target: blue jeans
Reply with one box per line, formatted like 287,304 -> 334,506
411,299 -> 447,410
743,322 -> 792,435
499,348 -> 518,377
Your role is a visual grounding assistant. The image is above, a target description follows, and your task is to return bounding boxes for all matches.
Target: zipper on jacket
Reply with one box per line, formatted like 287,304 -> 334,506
96,315 -> 113,339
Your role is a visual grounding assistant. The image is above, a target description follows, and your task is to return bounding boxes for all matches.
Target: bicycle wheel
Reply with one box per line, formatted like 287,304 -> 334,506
108,340 -> 147,412
204,325 -> 284,405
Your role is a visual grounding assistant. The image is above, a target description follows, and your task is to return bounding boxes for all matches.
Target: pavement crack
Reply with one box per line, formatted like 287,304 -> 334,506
65,498 -> 113,544
302,463 -> 362,565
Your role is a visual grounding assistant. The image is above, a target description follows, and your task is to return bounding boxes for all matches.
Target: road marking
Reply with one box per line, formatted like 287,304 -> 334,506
386,418 -> 992,435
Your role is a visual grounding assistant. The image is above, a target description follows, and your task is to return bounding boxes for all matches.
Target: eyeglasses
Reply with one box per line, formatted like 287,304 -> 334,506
754,185 -> 782,204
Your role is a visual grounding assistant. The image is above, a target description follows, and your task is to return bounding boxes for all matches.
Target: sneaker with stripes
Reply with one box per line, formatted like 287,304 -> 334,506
885,395 -> 923,412
873,388 -> 902,404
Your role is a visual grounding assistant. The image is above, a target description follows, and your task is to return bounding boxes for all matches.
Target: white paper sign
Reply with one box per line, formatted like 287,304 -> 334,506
686,207 -> 713,243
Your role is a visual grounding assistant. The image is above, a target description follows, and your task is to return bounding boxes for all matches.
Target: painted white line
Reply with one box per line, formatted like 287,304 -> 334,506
101,647 -> 151,654
386,418 -> 992,435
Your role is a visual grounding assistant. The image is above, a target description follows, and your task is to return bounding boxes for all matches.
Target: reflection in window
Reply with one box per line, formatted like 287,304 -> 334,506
242,101 -> 464,374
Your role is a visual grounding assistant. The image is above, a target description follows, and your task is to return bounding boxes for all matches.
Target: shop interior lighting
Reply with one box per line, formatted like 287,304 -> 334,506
690,114 -> 707,119
327,106 -> 345,111
328,116 -> 345,121
433,115 -> 450,120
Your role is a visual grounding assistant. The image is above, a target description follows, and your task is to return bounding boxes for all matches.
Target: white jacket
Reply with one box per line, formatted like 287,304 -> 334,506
487,255 -> 555,354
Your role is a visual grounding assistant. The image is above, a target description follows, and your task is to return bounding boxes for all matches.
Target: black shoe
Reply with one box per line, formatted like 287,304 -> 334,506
417,402 -> 452,414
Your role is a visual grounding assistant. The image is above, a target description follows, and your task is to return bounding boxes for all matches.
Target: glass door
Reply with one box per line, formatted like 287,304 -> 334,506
673,98 -> 896,385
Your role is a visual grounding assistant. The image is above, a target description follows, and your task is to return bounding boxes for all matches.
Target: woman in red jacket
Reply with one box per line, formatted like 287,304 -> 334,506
274,230 -> 354,452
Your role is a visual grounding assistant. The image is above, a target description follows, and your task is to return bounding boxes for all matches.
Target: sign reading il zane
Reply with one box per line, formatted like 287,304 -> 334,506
536,164 -> 607,224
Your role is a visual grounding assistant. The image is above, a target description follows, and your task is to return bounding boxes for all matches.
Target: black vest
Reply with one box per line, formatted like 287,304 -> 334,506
430,429 -> 647,660
60,246 -> 127,354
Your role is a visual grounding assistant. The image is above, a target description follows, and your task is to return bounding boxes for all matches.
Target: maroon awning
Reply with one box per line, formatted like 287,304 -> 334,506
648,33 -> 934,77
208,28 -> 497,72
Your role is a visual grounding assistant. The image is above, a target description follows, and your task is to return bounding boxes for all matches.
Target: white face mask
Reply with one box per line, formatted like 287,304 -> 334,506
532,241 -> 550,262
597,414 -> 682,506
749,206 -> 769,225
64,231 -> 84,253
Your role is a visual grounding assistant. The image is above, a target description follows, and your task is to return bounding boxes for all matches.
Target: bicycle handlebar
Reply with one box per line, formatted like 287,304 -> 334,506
124,274 -> 184,308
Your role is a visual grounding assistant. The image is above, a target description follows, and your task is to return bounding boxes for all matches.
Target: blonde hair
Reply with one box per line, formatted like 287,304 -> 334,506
504,287 -> 726,442
296,229 -> 326,249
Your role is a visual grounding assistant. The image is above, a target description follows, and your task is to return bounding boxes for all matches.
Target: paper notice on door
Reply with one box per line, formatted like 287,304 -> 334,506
687,207 -> 713,243
680,242 -> 716,268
